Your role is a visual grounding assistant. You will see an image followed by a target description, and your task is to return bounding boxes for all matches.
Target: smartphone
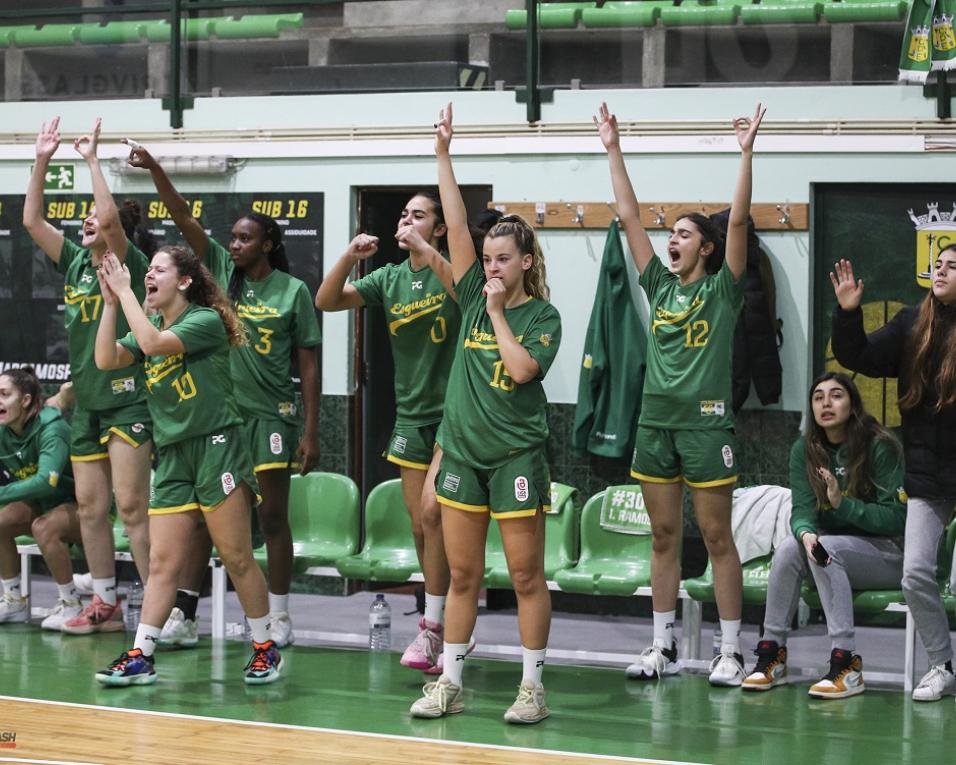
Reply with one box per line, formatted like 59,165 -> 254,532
811,541 -> 830,566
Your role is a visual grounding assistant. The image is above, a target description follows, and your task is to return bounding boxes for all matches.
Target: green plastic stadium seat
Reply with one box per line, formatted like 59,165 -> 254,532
11,24 -> 79,47
335,479 -> 420,582
482,482 -> 582,588
506,3 -> 597,30
740,2 -> 823,24
76,21 -> 147,45
0,27 -> 16,48
661,2 -> 741,27
823,1 -> 907,23
582,1 -> 674,28
140,18 -> 213,42
683,555 -> 774,605
253,472 -> 360,573
213,13 -> 305,40
554,487 -> 653,596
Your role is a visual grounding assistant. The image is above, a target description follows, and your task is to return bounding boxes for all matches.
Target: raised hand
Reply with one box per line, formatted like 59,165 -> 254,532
36,117 -> 61,161
122,138 -> 158,170
593,102 -> 620,151
346,233 -> 379,261
734,103 -> 766,153
829,258 -> 864,311
435,102 -> 453,156
100,250 -> 131,293
817,467 -> 842,510
97,266 -> 117,306
395,225 -> 428,252
73,117 -> 102,161
483,277 -> 507,314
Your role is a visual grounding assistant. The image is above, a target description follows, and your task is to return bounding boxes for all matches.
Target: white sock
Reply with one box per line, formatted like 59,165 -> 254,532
2,576 -> 22,599
134,623 -> 162,657
522,646 -> 547,686
443,642 -> 469,686
268,592 -> 289,615
247,614 -> 271,644
653,610 -> 676,648
56,581 -> 78,602
719,618 -> 742,654
424,592 -> 446,626
93,577 -> 117,606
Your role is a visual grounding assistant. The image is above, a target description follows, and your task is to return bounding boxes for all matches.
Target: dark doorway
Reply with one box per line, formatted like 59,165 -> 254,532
353,185 -> 493,502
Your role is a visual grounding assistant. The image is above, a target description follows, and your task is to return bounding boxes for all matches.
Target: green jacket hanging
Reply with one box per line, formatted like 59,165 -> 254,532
572,220 -> 646,459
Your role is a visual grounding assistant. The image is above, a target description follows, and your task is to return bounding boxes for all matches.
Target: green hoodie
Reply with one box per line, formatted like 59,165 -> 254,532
0,406 -> 75,511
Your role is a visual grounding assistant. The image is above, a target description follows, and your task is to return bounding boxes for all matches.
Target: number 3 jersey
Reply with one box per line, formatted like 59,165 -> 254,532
204,238 -> 322,423
352,258 -> 461,428
638,256 -> 744,430
119,304 -> 241,448
57,239 -> 149,412
440,260 -> 562,471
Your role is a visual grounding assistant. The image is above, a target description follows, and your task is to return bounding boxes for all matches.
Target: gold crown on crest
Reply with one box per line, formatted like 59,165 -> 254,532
933,15 -> 954,27
908,202 -> 956,230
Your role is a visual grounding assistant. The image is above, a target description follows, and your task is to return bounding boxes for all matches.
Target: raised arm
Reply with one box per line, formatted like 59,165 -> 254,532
74,119 -> 128,260
594,103 -> 655,275
434,103 -> 477,283
125,140 -> 209,259
314,234 -> 377,311
725,104 -> 765,281
94,272 -> 135,370
23,118 -> 66,262
395,225 -> 457,300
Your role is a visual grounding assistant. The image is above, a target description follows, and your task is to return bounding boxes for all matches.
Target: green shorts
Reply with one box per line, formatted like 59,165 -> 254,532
70,402 -> 152,462
384,423 -> 438,471
435,448 -> 551,519
631,426 -> 738,488
241,417 -> 301,474
149,426 -> 259,515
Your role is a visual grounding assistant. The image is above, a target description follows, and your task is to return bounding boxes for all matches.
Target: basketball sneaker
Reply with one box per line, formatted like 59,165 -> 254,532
742,640 -> 788,691
912,662 -> 955,702
0,593 -> 28,624
61,594 -> 124,634
503,681 -> 550,724
95,648 -> 156,686
401,617 -> 443,671
709,648 -> 746,687
808,649 -> 864,699
270,611 -> 295,648
625,641 -> 681,680
410,676 -> 464,718
244,640 -> 283,684
158,607 -> 199,648
40,598 -> 82,631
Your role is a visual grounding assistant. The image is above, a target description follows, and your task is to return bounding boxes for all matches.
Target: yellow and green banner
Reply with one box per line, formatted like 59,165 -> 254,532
900,0 -> 956,83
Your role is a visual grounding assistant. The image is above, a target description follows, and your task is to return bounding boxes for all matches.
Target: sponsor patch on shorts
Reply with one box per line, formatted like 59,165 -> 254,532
700,400 -> 725,417
393,435 -> 407,455
514,475 -> 529,502
269,432 -> 283,455
221,472 -> 236,495
721,444 -> 734,469
442,473 -> 461,493
111,377 -> 136,394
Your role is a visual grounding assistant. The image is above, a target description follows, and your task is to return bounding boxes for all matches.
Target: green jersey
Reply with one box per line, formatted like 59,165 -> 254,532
789,436 -> 907,540
203,237 -> 322,421
0,407 -> 75,511
353,258 -> 460,426
638,256 -> 744,429
57,239 -> 149,412
118,304 -> 242,448
440,260 -> 561,470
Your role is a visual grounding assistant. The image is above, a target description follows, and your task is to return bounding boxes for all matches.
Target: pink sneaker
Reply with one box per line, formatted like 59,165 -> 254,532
400,617 -> 443,671
428,635 -> 477,675
61,594 -> 124,635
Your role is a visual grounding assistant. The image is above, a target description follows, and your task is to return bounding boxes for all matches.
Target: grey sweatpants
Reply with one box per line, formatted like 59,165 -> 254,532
763,533 -> 904,652
901,496 -> 956,667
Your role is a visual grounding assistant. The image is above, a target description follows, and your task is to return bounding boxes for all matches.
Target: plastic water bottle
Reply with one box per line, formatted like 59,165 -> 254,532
368,594 -> 391,650
125,580 -> 143,632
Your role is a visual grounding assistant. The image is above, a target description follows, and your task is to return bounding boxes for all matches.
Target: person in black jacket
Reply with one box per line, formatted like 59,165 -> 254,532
830,251 -> 956,702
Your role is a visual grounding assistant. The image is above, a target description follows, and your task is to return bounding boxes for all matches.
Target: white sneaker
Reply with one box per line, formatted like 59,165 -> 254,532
40,598 -> 82,631
709,649 -> 746,687
912,663 -> 956,702
625,641 -> 681,680
73,572 -> 94,597
270,611 -> 295,648
158,607 -> 199,648
409,676 -> 464,718
503,680 -> 550,724
0,593 -> 28,624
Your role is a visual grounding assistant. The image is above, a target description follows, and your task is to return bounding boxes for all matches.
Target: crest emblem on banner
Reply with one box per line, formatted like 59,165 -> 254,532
908,202 -> 956,287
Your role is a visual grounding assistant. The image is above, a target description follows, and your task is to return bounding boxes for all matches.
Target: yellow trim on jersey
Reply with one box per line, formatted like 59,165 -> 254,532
200,489 -> 263,513
437,495 -> 490,513
253,461 -> 295,473
630,470 -> 683,484
650,296 -> 705,334
100,427 -> 141,449
684,475 -> 737,489
70,452 -> 109,463
386,454 -> 431,471
491,503 -> 551,520
148,502 -> 201,516
388,302 -> 443,336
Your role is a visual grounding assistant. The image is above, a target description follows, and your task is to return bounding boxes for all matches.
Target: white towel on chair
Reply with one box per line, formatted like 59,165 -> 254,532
731,485 -> 792,564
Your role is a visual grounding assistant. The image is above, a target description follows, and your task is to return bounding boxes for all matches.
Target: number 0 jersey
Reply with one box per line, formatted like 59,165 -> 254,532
352,258 -> 461,427
638,256 -> 744,430
118,304 -> 241,448
57,239 -> 149,412
204,237 -> 322,422
440,260 -> 562,471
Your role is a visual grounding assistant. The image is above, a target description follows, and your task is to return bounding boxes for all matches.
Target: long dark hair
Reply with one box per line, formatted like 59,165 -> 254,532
899,243 -> 956,413
226,213 -> 289,304
118,199 -> 158,259
410,189 -> 447,253
162,245 -> 247,347
675,212 -> 726,275
0,366 -> 41,420
803,371 -> 899,506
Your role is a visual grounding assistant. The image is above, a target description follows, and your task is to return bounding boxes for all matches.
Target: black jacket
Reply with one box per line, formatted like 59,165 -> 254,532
831,303 -> 956,500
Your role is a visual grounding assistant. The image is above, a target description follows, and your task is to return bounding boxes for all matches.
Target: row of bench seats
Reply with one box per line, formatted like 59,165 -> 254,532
505,0 -> 908,29
0,13 -> 304,48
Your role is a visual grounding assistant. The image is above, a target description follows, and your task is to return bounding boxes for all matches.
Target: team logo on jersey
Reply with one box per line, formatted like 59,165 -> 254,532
676,294 -> 687,304
721,445 -> 734,469
834,465 -> 847,477
699,400 -> 725,417
131,423 -> 144,434
48,470 -> 60,488
270,432 -> 283,455
442,473 -> 461,493
393,435 -> 407,455
411,280 -> 423,290
582,353 -> 592,369
514,476 -> 530,502
897,486 -> 908,503
211,434 -> 226,445
246,289 -> 255,299
539,333 -> 552,348
278,401 -> 296,416
80,273 -> 95,284
111,377 -> 136,394
221,472 -> 236,495
909,202 -> 956,288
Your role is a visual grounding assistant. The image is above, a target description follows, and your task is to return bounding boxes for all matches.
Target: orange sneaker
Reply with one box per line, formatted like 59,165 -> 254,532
61,594 -> 124,635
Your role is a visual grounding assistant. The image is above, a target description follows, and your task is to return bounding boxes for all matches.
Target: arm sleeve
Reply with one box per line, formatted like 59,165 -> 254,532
169,309 -> 227,355
788,439 -> 819,540
831,305 -> 910,379
0,423 -> 71,505
453,259 -> 487,310
117,330 -> 146,362
638,255 -> 667,301
830,439 -> 908,536
292,281 -> 322,347
521,305 -> 563,380
717,258 -> 746,311
203,236 -> 234,288
55,238 -> 82,275
351,266 -> 387,307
